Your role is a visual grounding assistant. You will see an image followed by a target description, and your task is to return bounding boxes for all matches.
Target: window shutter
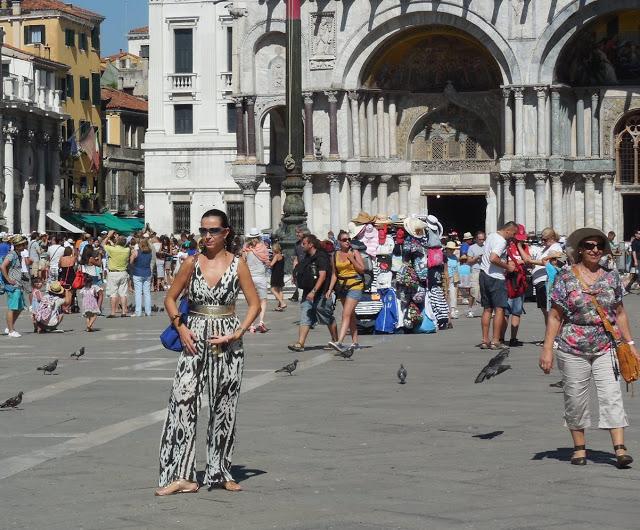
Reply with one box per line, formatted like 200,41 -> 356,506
41,26 -> 46,45
91,73 -> 101,105
174,29 -> 193,73
24,26 -> 30,45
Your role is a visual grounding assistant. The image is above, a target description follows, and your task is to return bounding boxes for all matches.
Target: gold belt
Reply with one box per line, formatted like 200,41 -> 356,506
188,304 -> 236,318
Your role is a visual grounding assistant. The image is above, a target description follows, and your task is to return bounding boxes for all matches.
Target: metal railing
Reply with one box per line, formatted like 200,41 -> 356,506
167,73 -> 196,91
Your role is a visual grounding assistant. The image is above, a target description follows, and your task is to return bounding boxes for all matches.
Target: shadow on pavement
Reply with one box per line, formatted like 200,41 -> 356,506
532,447 -> 618,466
196,465 -> 267,488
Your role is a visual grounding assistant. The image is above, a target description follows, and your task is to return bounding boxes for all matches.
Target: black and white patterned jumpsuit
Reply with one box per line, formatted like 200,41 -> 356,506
158,256 -> 244,487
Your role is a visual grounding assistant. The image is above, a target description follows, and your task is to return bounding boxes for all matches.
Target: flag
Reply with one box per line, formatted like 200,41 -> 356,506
79,125 -> 100,172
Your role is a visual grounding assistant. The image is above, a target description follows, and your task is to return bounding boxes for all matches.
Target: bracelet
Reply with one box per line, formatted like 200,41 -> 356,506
170,314 -> 181,322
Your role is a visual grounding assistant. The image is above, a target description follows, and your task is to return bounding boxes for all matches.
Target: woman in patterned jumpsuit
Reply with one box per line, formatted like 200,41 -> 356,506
156,209 -> 260,496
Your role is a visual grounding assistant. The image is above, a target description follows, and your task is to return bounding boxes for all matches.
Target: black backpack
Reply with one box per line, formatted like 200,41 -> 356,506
296,254 -> 320,291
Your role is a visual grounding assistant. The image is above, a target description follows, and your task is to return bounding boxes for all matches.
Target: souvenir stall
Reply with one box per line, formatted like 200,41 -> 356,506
346,212 -> 451,334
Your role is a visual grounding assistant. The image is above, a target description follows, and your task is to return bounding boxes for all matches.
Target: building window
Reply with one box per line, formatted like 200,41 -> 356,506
174,105 -> 193,134
64,29 -> 75,47
226,202 -> 244,235
79,77 -> 89,100
24,25 -> 46,45
226,27 -> 232,72
140,44 -> 149,59
227,103 -> 236,134
173,202 -> 191,233
464,137 -> 478,159
1,63 -> 9,78
174,28 -> 193,73
79,33 -> 88,51
431,137 -> 445,160
91,73 -> 101,105
91,27 -> 100,51
58,76 -> 66,101
616,113 -> 640,186
66,119 -> 75,140
66,74 -> 74,98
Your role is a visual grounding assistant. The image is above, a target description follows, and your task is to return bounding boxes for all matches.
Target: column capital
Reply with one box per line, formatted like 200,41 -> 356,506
234,176 -> 261,193
232,96 -> 244,108
500,172 -> 512,182
600,173 -> 614,183
328,173 -> 340,184
501,87 -> 511,100
244,95 -> 256,105
591,89 -> 601,103
512,86 -> 524,99
550,87 -> 561,100
22,129 -> 36,143
347,90 -> 360,102
379,174 -> 392,183
550,171 -> 564,182
302,173 -> 313,183
2,125 -> 19,143
398,174 -> 411,184
37,131 -> 51,145
513,172 -> 526,182
303,91 -> 314,105
365,175 -> 377,184
582,173 -> 596,183
347,173 -> 361,183
533,86 -> 548,97
324,90 -> 338,103
533,172 -> 547,182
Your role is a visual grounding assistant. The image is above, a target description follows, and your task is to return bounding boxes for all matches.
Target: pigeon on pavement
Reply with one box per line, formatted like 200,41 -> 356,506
334,344 -> 355,360
37,359 -> 58,375
70,346 -> 85,359
397,364 -> 407,384
275,359 -> 299,375
0,391 -> 23,408
549,380 -> 564,388
474,349 -> 510,383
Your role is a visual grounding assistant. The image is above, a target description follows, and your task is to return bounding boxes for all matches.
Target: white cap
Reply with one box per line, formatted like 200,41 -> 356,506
100,231 -> 108,235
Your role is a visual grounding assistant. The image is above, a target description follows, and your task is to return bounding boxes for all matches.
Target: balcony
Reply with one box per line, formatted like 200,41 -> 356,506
167,73 -> 197,98
2,75 -> 63,113
220,72 -> 232,95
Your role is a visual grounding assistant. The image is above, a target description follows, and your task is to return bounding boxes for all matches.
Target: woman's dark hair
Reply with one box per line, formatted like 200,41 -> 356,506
81,245 -> 94,265
63,246 -> 73,257
337,230 -> 349,242
201,209 -> 235,252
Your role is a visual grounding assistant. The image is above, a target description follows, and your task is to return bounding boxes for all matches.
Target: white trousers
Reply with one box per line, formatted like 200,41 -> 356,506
556,349 -> 629,430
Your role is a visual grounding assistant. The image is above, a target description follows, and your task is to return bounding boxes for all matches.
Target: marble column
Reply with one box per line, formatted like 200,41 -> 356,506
376,94 -> 385,159
303,92 -> 314,158
246,96 -> 256,159
377,174 -> 391,215
328,174 -> 340,233
348,173 -> 362,219
551,88 -> 561,156
3,126 -> 16,233
533,173 -> 547,233
513,173 -> 526,226
388,95 -> 397,157
362,176 -> 374,214
534,86 -> 547,156
601,173 -> 614,233
325,91 -> 339,157
398,175 -> 410,216
550,172 -> 564,235
575,90 -> 585,157
501,172 -> 515,222
37,132 -> 49,233
302,174 -> 313,233
21,129 -> 35,233
51,137 -> 61,217
236,178 -> 260,234
513,87 -> 524,156
366,94 -> 376,157
383,99 -> 390,159
358,92 -> 368,157
502,88 -> 514,156
583,173 -> 596,227
591,90 -> 600,157
234,97 -> 246,159
348,91 -> 360,159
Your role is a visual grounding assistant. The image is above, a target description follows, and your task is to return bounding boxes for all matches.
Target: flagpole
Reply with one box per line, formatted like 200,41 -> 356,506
279,0 -> 306,272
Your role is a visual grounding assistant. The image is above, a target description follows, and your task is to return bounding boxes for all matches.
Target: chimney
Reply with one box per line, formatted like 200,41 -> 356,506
12,0 -> 21,16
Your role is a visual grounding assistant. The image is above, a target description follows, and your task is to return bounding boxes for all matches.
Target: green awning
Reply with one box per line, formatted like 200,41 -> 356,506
63,213 -> 143,235
117,217 -> 145,232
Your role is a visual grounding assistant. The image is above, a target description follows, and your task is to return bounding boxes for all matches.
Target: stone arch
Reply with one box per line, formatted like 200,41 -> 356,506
612,108 -> 640,185
333,5 -> 521,89
531,0 -> 640,84
258,104 -> 286,165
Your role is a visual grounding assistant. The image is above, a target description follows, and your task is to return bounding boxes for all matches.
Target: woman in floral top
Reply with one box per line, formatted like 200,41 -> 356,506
540,228 -> 639,468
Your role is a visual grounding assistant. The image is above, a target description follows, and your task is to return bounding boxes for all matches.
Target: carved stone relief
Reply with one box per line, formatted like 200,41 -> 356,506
309,12 -> 336,70
268,53 -> 285,92
173,162 -> 190,180
601,96 -> 640,157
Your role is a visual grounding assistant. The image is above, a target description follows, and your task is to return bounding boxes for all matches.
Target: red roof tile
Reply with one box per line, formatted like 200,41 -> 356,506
102,50 -> 140,62
101,87 -> 148,113
128,26 -> 148,35
20,0 -> 104,22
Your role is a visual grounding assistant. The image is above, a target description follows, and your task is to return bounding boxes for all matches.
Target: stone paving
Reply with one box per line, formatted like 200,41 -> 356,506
1,292 -> 640,529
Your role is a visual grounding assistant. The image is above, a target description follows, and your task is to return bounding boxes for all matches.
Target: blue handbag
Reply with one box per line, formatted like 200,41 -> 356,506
160,297 -> 189,352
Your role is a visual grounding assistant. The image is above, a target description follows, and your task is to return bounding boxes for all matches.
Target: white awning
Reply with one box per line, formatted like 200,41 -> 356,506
46,212 -> 84,233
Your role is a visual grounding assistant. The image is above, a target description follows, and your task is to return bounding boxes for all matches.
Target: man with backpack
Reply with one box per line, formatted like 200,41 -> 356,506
502,224 -> 531,347
288,234 -> 338,352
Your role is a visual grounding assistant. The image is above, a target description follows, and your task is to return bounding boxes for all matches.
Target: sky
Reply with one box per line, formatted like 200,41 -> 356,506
73,0 -> 148,57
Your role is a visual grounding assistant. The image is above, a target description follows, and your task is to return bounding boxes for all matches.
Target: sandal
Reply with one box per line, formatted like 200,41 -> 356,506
480,343 -> 490,349
614,444 -> 633,468
222,480 -> 242,492
489,342 -> 507,350
154,479 -> 200,496
571,445 -> 587,466
287,342 -> 304,352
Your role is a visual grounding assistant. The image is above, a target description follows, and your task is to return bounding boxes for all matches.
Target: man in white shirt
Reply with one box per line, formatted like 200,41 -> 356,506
47,236 -> 64,282
479,221 -> 518,349
465,231 -> 486,317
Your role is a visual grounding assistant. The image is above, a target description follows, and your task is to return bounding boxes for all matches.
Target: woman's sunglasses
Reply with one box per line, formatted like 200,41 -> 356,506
339,238 -> 350,243
199,227 -> 226,237
581,241 -> 605,251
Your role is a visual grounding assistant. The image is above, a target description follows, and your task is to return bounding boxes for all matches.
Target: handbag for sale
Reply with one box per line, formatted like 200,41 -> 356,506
160,297 -> 190,352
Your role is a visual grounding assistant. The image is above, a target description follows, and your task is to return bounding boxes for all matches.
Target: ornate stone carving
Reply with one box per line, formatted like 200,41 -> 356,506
601,96 -> 640,157
347,91 -> 360,102
512,86 -> 524,100
254,95 -> 286,122
309,11 -> 336,70
268,52 -> 285,92
324,90 -> 338,104
23,129 -> 36,143
2,124 -> 18,143
173,162 -> 190,180
513,172 -> 526,182
411,159 -> 498,173
37,131 -> 51,145
533,172 -> 547,182
235,176 -> 262,193
303,91 -> 314,106
347,173 -> 361,183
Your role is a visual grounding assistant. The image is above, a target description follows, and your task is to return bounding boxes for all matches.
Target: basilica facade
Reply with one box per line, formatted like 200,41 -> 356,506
147,0 -> 640,239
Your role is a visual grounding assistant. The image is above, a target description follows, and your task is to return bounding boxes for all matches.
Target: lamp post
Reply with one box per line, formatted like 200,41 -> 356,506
0,26 -> 6,231
278,0 -> 306,272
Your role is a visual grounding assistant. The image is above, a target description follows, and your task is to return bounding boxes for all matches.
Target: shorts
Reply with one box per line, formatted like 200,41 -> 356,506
479,271 -> 508,309
156,260 -> 165,279
106,271 -> 129,298
30,262 -> 40,277
535,282 -> 547,309
6,288 -> 25,311
505,295 -> 524,317
299,295 -> 335,327
253,276 -> 268,299
470,270 -> 481,300
340,288 -> 363,301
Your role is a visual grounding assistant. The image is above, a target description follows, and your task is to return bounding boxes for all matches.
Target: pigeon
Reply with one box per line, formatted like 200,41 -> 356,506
37,359 -> 58,375
0,391 -> 23,408
334,344 -> 355,360
275,359 -> 298,375
70,346 -> 85,359
549,380 -> 564,388
474,348 -> 511,383
397,364 -> 407,384
472,430 -> 504,440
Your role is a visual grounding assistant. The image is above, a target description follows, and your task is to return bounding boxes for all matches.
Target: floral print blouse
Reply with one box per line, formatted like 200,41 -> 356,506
550,267 -> 623,355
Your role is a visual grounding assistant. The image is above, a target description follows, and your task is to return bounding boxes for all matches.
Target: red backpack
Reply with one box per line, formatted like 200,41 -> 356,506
505,243 -> 527,298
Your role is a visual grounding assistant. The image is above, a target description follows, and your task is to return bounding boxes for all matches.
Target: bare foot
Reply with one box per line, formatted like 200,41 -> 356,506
222,480 -> 242,492
154,479 -> 199,496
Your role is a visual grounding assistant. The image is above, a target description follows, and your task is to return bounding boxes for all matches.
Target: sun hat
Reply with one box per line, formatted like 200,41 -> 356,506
403,217 -> 428,239
462,232 -> 473,240
48,281 -> 65,295
426,215 -> 443,238
245,227 -> 262,239
11,234 -> 27,246
348,222 -> 365,240
514,224 -> 527,242
565,227 -> 611,263
351,211 -> 376,225
445,241 -> 458,250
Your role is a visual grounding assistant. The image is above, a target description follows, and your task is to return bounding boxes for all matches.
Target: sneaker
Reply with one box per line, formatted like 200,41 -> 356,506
466,311 -> 474,318
8,330 -> 21,338
3,328 -> 8,335
328,341 -> 346,353
256,322 -> 269,333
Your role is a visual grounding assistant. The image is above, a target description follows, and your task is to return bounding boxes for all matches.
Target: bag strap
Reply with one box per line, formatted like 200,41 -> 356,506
572,266 -> 620,341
